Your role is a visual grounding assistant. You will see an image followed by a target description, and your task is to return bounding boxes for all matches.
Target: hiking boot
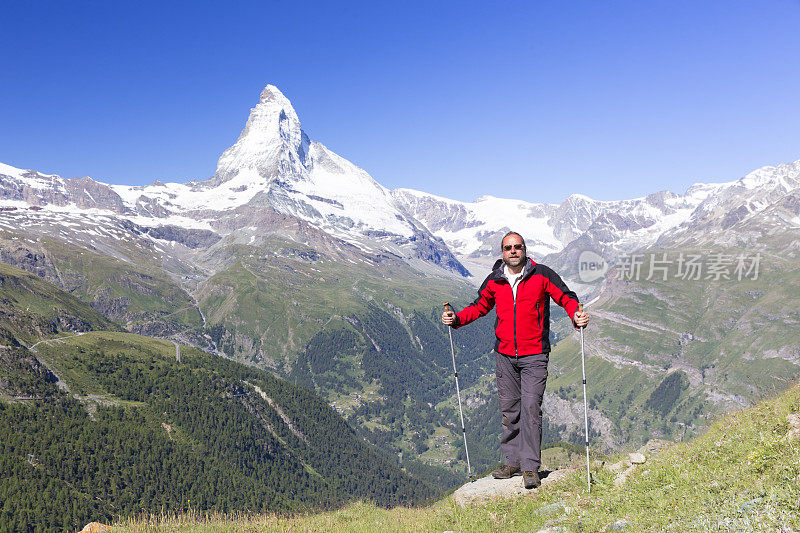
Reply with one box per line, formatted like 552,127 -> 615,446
523,470 -> 541,489
491,464 -> 521,479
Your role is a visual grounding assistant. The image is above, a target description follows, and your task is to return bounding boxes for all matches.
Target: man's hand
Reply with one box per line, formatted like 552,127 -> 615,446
442,309 -> 457,326
574,309 -> 589,328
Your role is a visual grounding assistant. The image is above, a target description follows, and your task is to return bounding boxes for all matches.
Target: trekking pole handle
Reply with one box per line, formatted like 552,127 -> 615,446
578,303 -> 586,328
443,302 -> 456,320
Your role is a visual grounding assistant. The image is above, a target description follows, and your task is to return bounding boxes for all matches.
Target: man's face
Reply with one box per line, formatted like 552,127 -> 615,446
501,234 -> 526,268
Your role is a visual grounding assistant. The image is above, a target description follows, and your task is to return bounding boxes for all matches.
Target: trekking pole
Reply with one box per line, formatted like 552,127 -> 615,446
579,303 -> 591,492
443,302 -> 474,481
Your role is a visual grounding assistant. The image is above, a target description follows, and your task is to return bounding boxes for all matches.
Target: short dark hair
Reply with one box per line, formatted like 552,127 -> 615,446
500,231 -> 526,250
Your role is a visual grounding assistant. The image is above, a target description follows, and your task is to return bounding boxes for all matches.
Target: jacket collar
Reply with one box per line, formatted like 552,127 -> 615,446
490,257 -> 538,282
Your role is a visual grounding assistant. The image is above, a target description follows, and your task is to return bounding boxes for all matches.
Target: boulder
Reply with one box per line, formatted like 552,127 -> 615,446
637,439 -> 673,456
607,459 -> 631,473
787,413 -> 800,441
629,452 -> 646,464
452,469 -> 573,507
607,519 -> 630,530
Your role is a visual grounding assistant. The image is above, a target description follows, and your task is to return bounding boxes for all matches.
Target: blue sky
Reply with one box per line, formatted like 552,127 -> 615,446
2,0 -> 799,204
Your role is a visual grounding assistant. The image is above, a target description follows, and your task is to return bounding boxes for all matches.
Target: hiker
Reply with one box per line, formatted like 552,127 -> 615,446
442,231 -> 589,489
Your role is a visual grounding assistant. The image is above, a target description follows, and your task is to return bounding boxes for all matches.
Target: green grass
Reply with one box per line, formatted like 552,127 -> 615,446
109,383 -> 800,532
0,262 -> 120,348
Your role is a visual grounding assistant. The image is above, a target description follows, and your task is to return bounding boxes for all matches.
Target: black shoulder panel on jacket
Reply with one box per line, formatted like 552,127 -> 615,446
469,260 -> 505,307
535,263 -> 579,301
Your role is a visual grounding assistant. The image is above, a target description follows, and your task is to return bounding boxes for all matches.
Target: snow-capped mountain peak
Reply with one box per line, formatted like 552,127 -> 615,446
738,160 -> 800,192
0,85 -> 470,276
213,84 -> 309,186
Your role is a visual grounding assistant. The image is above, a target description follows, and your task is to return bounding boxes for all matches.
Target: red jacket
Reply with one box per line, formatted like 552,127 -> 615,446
454,258 -> 580,356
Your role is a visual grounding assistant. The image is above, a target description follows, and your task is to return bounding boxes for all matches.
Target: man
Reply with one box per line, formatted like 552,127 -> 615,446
442,231 -> 589,489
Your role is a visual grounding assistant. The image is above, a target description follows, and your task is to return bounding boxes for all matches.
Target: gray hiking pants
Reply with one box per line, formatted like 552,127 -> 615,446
495,351 -> 548,472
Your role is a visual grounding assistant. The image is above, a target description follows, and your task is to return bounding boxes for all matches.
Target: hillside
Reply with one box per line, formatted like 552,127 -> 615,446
110,383 -> 800,532
0,270 -> 437,531
0,228 -> 208,347
540,236 -> 800,449
0,261 -> 119,347
0,331 -> 436,531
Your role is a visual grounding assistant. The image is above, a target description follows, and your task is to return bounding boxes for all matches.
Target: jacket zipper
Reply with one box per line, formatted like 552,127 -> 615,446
513,298 -> 518,356
509,264 -> 529,357
513,276 -> 520,356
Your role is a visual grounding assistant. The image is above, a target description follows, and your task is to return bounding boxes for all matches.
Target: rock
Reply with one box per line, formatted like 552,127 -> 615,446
613,464 -> 636,487
79,523 -> 112,533
537,502 -> 566,515
141,224 -> 222,249
629,452 -> 646,464
452,469 -> 572,507
607,519 -> 630,530
637,439 -> 672,456
607,459 -> 631,473
536,527 -> 566,533
738,497 -> 763,513
787,413 -> 800,441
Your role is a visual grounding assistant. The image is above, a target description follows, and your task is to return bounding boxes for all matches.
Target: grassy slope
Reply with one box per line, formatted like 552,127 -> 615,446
112,383 -> 800,532
0,261 -> 119,345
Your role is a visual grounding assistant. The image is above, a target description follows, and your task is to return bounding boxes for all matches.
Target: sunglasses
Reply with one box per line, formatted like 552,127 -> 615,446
502,244 -> 525,251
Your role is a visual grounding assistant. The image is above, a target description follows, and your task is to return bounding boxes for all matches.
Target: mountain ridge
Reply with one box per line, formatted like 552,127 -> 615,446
393,158 -> 800,279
